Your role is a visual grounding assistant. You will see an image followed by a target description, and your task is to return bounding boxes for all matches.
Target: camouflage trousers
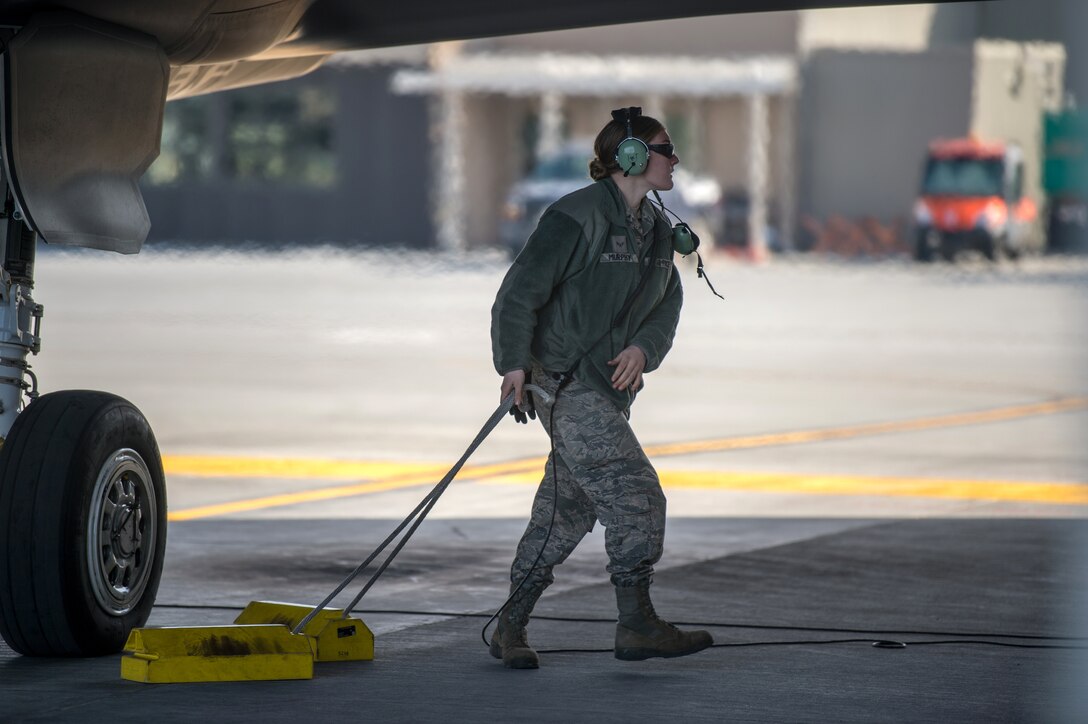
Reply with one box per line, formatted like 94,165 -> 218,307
508,365 -> 666,589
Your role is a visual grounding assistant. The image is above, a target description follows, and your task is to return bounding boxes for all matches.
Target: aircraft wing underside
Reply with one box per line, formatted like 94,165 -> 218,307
0,1 -> 978,62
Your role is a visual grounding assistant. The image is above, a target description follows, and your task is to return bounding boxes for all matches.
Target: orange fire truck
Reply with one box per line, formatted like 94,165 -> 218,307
913,137 -> 1042,262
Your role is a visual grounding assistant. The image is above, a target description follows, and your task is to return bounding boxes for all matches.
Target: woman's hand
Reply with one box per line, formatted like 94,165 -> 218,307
501,369 -> 536,424
501,369 -> 526,406
608,345 -> 646,391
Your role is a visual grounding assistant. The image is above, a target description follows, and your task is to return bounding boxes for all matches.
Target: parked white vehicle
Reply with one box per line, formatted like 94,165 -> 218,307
499,141 -> 721,258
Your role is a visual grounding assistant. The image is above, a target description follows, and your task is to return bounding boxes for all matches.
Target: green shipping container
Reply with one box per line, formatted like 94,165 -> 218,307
1043,111 -> 1088,196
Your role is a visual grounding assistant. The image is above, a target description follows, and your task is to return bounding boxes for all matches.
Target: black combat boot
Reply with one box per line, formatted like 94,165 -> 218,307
614,580 -> 713,661
489,577 -> 548,669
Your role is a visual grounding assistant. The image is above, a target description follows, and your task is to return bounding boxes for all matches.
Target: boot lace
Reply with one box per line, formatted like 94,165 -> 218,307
637,584 -> 682,634
510,628 -> 531,649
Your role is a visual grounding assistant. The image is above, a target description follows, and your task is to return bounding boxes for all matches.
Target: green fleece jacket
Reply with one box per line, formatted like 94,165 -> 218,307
491,177 -> 683,412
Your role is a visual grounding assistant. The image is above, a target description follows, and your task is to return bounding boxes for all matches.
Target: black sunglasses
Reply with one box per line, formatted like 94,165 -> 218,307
648,143 -> 675,158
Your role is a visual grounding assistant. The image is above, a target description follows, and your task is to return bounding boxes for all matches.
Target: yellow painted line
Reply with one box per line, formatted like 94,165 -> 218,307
164,396 -> 1088,520
161,456 -> 447,481
642,396 -> 1088,457
167,470 -> 451,521
662,470 -> 1088,504
478,469 -> 1088,505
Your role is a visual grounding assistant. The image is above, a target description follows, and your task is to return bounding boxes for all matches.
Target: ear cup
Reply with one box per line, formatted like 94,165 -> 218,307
615,137 -> 649,176
672,223 -> 700,255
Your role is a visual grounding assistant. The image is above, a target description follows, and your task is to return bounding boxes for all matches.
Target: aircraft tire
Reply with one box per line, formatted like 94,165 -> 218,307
0,390 -> 166,656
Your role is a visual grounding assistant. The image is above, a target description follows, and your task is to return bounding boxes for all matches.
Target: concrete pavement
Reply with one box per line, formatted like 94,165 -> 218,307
2,516 -> 1086,722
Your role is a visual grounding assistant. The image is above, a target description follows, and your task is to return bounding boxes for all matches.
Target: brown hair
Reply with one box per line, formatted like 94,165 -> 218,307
589,113 -> 666,180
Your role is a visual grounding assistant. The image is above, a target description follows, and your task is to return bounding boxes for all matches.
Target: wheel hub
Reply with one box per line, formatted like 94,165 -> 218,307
110,494 -> 140,557
87,449 -> 158,616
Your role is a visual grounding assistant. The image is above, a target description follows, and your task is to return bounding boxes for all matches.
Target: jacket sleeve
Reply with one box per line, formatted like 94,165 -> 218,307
629,265 -> 683,373
491,209 -> 586,375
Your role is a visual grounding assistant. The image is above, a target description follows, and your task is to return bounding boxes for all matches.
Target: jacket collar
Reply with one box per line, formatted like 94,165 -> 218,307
598,176 -> 632,225
599,176 -> 668,232
599,176 -> 658,227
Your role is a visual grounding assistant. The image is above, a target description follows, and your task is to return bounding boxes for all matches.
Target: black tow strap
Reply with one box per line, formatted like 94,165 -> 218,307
292,390 -> 540,635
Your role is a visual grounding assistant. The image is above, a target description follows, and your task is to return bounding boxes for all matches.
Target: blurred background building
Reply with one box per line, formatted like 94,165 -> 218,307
140,1 -> 1085,257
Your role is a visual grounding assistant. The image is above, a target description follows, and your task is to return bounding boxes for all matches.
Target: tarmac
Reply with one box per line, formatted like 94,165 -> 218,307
1,516 -> 1086,722
1,248 -> 1087,722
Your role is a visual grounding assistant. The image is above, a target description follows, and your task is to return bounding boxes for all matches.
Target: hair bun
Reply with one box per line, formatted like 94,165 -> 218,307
589,158 -> 610,181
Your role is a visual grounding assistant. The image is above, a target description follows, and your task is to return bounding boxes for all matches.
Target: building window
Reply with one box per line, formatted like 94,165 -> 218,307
146,84 -> 338,188
145,96 -> 215,185
227,85 -> 337,187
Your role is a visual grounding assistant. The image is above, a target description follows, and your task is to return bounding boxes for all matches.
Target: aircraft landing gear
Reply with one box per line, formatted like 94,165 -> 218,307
0,207 -> 167,657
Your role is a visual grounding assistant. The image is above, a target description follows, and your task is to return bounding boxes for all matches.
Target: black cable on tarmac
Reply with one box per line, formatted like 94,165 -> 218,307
153,603 -> 1087,651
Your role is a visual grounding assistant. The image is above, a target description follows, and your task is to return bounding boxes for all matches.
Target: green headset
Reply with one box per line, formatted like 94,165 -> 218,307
660,198 -> 700,256
613,106 -> 651,177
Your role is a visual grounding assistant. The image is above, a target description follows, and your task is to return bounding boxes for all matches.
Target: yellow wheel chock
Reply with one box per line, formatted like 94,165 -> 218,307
120,602 -> 373,683
120,624 -> 314,683
234,600 -> 374,662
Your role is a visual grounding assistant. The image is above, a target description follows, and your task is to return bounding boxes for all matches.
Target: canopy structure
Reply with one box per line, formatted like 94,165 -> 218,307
392,52 -> 797,96
393,50 -> 799,253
